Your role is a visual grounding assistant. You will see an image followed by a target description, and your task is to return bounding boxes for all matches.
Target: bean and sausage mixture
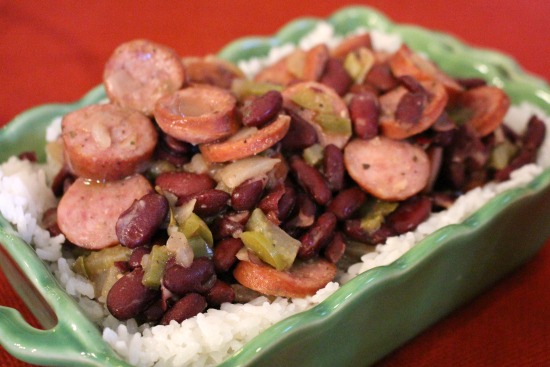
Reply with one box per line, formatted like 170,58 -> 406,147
42,33 -> 545,326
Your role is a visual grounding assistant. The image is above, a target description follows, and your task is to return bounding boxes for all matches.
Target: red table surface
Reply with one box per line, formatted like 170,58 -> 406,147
1,1 -> 549,366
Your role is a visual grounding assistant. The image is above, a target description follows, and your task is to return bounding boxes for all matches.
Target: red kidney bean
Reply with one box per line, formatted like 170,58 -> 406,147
424,146 -> 443,193
51,166 -> 75,197
327,187 -> 367,220
500,123 -> 521,145
386,196 -> 432,234
18,151 -> 37,162
323,232 -> 346,263
206,279 -> 235,308
319,58 -> 352,96
349,91 -> 379,139
395,91 -> 426,125
298,212 -> 337,260
191,189 -> 230,217
107,268 -> 160,321
289,156 -> 331,205
116,192 -> 169,249
448,124 -> 490,189
231,179 -> 265,211
211,214 -> 246,241
522,115 -> 546,151
258,183 -> 296,223
344,220 -> 395,245
495,149 -> 536,182
154,144 -> 191,167
277,184 -> 298,221
142,298 -> 164,323
280,110 -> 318,151
432,113 -> 456,133
155,172 -> 215,201
364,62 -> 399,92
114,260 -> 132,273
456,77 -> 487,90
160,293 -> 207,325
163,134 -> 193,155
284,192 -> 317,229
322,144 -> 345,192
162,257 -> 217,295
398,75 -> 427,95
213,237 -> 244,273
241,90 -> 283,127
161,282 -> 177,311
129,246 -> 151,269
213,211 -> 249,235
42,207 -> 62,237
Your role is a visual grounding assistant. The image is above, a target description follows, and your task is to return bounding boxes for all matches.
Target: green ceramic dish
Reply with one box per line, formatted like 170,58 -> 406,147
1,6 -> 549,367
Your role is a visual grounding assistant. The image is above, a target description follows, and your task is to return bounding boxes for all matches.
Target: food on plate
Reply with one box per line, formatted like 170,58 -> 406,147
44,30 -> 547,327
1,19 -> 548,367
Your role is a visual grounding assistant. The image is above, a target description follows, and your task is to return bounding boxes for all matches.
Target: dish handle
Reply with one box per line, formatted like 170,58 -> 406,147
0,219 -> 131,367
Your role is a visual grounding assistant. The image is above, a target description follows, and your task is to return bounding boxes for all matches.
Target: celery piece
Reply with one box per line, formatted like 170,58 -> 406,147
303,144 -> 324,167
72,256 -> 89,278
343,47 -> 374,84
96,266 -> 123,303
240,231 -> 280,269
142,245 -> 172,289
188,236 -> 214,258
83,245 -> 132,278
360,200 -> 399,233
290,87 -> 333,115
244,208 -> 300,271
489,141 -> 519,170
290,87 -> 352,135
182,213 -> 214,247
314,113 -> 352,135
231,79 -> 283,98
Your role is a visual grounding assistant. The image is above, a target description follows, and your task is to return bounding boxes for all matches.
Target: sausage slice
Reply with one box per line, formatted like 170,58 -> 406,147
57,174 -> 153,249
454,85 -> 510,137
154,84 -> 239,145
233,258 -> 337,298
61,103 -> 158,181
199,114 -> 290,163
282,81 -> 352,149
103,39 -> 185,116
378,80 -> 448,140
344,137 -> 430,201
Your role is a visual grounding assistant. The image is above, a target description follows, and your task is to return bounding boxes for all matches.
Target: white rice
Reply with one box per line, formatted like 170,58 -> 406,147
1,22 -> 549,367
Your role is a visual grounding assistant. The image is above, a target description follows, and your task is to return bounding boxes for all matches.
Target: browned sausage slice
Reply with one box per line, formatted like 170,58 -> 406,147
389,44 -> 463,98
233,258 -> 337,298
282,81 -> 352,149
331,33 -> 373,59
378,80 -> 448,140
61,104 -> 158,181
57,174 -> 153,250
103,39 -> 185,116
199,114 -> 290,162
454,85 -> 510,137
182,55 -> 244,89
154,84 -> 239,145
344,137 -> 430,201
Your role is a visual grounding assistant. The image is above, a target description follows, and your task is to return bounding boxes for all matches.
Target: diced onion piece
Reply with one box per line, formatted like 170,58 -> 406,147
216,156 -> 280,189
166,231 -> 194,267
243,208 -> 300,271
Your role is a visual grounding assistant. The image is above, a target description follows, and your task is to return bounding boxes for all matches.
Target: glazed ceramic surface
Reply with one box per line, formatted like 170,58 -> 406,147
1,6 -> 549,367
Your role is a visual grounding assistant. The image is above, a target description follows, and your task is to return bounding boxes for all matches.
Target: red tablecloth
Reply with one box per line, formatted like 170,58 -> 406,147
1,1 -> 549,366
